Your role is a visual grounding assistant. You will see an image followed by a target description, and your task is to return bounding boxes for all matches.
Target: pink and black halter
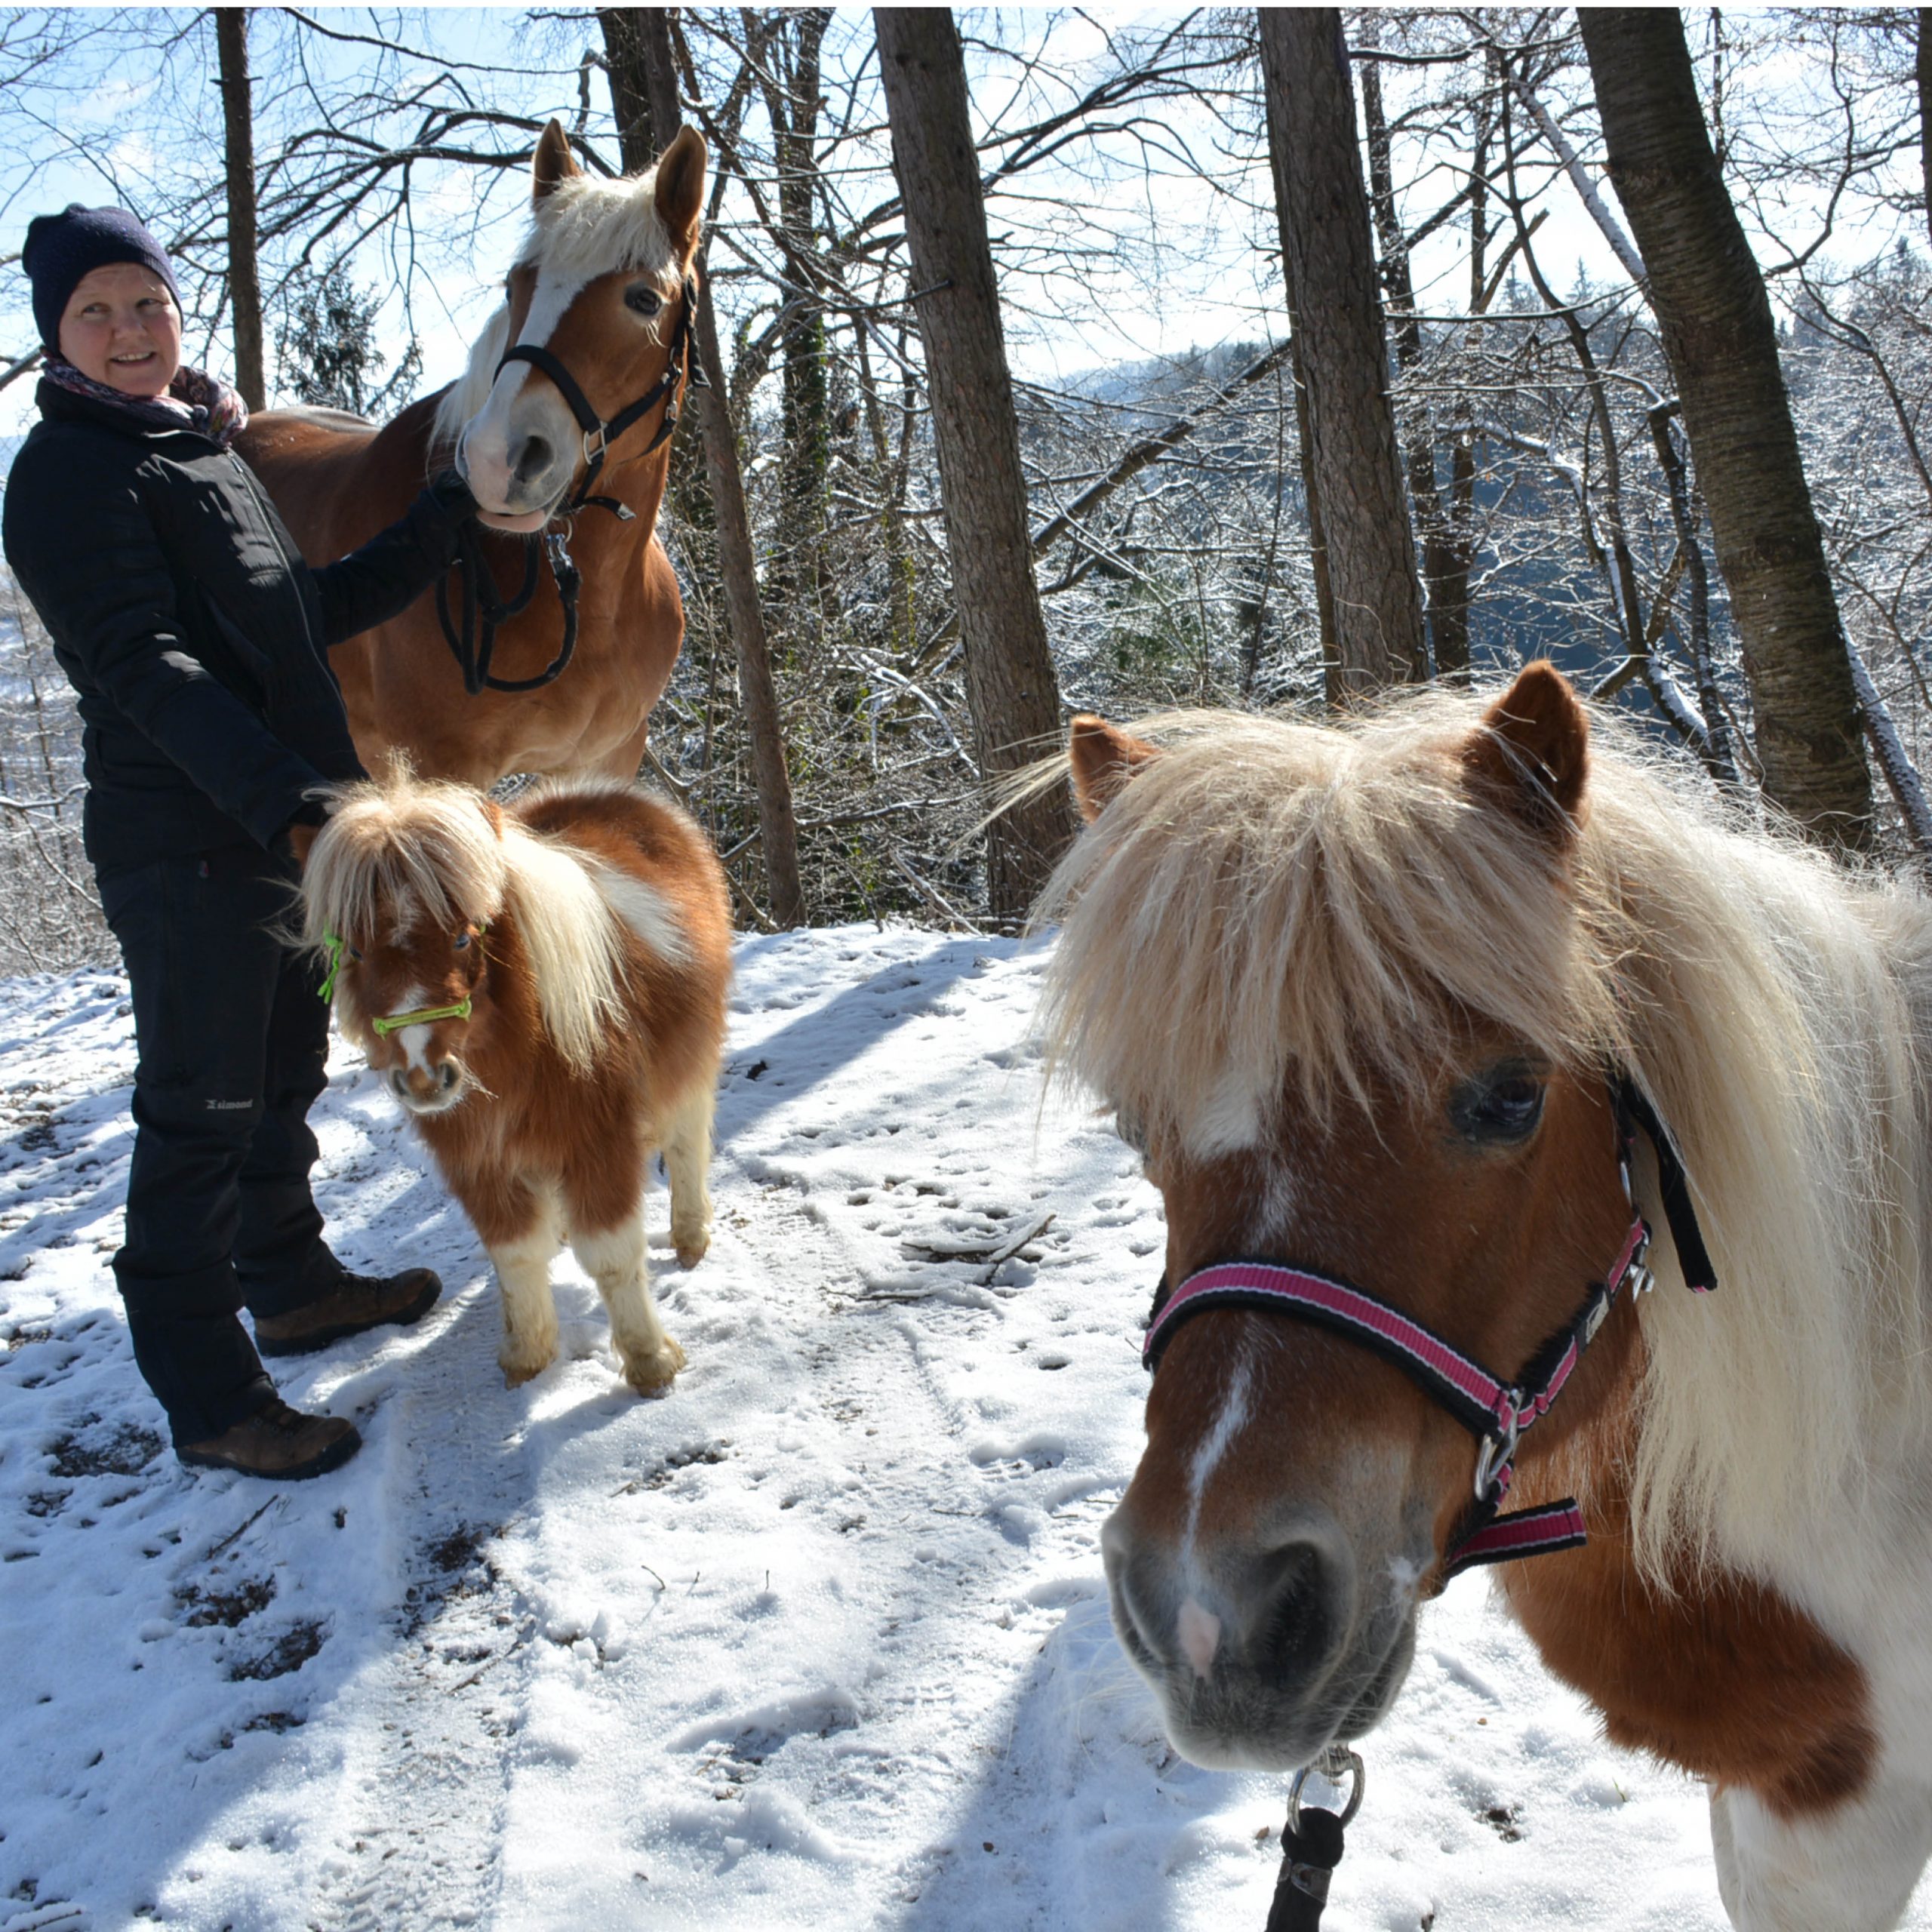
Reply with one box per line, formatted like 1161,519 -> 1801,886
1140,1075 -> 1716,1583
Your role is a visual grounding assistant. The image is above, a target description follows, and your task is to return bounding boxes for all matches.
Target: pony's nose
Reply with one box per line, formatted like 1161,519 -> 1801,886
1243,1537 -> 1343,1691
389,1061 -> 460,1105
511,432 -> 555,488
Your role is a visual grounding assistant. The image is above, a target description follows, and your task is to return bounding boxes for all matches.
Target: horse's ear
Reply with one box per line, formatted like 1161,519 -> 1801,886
654,127 -> 707,257
1463,660 -> 1590,843
533,120 -> 580,203
1069,715 -> 1159,823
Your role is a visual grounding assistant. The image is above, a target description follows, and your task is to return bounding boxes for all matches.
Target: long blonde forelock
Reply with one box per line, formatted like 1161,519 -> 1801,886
301,768 -> 623,1075
1035,688 -> 1932,1583
431,159 -> 689,451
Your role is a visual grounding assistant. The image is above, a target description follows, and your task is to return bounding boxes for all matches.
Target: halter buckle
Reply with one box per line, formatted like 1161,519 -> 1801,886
582,423 -> 608,466
1473,1395 -> 1523,1503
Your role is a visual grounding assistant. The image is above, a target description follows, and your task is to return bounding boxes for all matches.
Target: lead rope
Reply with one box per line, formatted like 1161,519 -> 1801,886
435,521 -> 582,697
1268,1745 -> 1363,1930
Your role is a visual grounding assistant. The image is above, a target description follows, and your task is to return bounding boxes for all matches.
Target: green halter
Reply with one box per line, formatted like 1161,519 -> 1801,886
317,924 -> 486,1034
371,998 -> 473,1037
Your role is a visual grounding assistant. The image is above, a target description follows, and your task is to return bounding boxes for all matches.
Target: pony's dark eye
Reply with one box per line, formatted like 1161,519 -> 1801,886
625,284 -> 663,318
1448,1062 -> 1546,1143
454,931 -> 471,950
347,943 -> 364,962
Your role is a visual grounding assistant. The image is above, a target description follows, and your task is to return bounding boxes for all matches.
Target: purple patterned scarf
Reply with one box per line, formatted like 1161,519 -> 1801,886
42,353 -> 249,448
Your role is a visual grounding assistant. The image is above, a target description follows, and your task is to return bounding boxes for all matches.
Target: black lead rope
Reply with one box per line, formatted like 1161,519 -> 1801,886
1267,1810 -> 1344,1930
437,274 -> 703,697
1267,1747 -> 1362,1930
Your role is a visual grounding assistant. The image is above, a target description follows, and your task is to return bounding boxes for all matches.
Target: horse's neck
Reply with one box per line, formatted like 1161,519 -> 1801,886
579,444 -> 673,549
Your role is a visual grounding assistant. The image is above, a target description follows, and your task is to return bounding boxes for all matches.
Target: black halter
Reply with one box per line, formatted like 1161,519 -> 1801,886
436,273 -> 705,697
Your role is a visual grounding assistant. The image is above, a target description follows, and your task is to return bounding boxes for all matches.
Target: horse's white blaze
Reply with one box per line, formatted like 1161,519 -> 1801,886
1182,1347 -> 1254,1566
391,986 -> 433,1072
1185,1068 -> 1266,1159
589,863 -> 688,966
457,267 -> 590,512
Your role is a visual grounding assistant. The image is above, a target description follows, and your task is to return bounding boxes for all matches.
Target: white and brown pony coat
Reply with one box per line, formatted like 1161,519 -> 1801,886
302,768 -> 731,1395
1038,663 -> 1932,1931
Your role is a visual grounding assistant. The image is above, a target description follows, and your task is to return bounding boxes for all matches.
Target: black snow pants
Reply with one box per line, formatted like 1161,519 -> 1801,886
99,840 -> 345,1444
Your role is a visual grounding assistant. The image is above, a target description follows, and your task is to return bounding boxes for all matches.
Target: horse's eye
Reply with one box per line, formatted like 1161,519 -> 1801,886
625,284 -> 663,318
454,931 -> 471,951
1449,1063 -> 1546,1143
347,943 -> 364,962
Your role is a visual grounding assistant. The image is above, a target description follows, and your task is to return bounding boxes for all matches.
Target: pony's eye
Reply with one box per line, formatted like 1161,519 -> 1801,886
1449,1063 -> 1546,1143
625,284 -> 663,318
347,943 -> 364,962
454,931 -> 471,951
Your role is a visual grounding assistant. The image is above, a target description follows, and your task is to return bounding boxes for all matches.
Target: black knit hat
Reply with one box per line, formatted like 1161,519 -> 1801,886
21,205 -> 180,352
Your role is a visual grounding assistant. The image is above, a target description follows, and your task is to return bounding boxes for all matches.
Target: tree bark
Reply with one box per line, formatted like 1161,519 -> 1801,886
1259,8 -> 1426,696
215,8 -> 264,411
1360,45 -> 1465,678
1582,9 -> 1871,849
873,7 -> 1075,923
1919,10 -> 1932,254
613,7 -> 805,926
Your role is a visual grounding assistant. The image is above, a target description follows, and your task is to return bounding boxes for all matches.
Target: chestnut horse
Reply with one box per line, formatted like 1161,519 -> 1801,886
1038,663 -> 1932,1930
299,769 -> 731,1395
239,120 -> 706,786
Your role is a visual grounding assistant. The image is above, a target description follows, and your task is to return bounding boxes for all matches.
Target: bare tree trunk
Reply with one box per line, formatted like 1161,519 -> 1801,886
1259,8 -> 1426,696
1919,10 -> 1932,253
1361,45 -> 1460,679
873,7 -> 1075,923
215,8 -> 264,411
1582,9 -> 1871,849
613,7 -> 805,925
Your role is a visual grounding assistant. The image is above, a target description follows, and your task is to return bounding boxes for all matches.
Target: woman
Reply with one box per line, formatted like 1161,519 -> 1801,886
5,205 -> 483,1480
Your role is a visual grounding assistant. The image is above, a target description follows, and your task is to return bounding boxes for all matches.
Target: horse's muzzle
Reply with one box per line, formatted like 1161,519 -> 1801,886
1101,1500 -> 1417,1770
389,1060 -> 466,1115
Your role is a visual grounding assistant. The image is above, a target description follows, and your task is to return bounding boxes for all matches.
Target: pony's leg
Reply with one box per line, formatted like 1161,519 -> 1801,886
571,1208 -> 685,1396
1709,1777 -> 1932,1931
486,1182 -> 565,1388
662,1080 -> 716,1269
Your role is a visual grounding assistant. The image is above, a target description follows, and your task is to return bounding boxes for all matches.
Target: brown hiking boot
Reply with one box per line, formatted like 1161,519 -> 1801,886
177,1399 -> 361,1480
253,1267 -> 442,1358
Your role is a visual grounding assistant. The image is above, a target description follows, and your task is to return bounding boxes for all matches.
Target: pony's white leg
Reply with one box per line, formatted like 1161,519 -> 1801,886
572,1208 -> 685,1396
490,1189 -> 564,1389
1710,1777 -> 1932,1931
662,1080 -> 716,1269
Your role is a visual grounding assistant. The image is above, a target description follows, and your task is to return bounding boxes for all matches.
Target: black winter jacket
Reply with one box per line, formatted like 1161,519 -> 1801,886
2,380 -> 472,871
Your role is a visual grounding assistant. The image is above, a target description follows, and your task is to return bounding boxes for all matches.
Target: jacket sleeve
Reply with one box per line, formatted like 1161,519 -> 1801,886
306,470 -> 478,648
5,450 -> 325,851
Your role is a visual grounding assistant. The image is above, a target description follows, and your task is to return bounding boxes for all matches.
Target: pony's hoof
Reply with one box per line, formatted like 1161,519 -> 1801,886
623,1336 -> 686,1396
500,1352 -> 553,1389
673,1227 -> 711,1269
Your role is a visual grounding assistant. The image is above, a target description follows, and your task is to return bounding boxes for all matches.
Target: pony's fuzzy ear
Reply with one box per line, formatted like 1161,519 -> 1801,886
654,127 -> 707,257
1463,660 -> 1590,842
533,120 -> 580,203
1069,715 -> 1160,823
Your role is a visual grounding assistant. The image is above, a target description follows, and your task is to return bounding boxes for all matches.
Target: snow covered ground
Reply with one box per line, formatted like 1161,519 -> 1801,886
2,924 -> 1923,1932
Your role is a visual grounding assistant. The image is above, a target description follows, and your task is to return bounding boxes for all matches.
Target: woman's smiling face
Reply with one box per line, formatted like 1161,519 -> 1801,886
58,262 -> 183,398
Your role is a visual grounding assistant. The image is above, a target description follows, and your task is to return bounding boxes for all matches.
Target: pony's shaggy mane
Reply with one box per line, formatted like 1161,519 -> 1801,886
432,160 -> 689,449
302,768 -> 632,1073
1034,690 -> 1932,1581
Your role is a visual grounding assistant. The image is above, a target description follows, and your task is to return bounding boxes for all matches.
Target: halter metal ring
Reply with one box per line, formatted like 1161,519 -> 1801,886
1472,1394 -> 1522,1502
1288,1745 -> 1364,1830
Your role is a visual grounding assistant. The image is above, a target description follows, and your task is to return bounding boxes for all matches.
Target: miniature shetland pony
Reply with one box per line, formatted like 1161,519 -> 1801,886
1038,662 -> 1932,1930
301,771 -> 730,1395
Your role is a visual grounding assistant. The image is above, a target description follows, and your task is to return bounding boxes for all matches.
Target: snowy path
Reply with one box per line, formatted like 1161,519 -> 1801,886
2,927 -> 1924,1931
